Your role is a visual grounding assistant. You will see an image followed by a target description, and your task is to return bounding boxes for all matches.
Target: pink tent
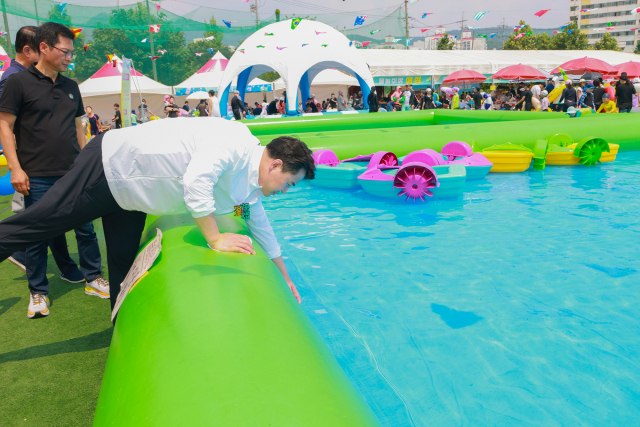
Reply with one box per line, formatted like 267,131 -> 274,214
196,51 -> 229,74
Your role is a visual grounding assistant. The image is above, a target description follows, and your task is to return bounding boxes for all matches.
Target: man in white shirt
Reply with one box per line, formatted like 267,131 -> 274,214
531,82 -> 542,100
208,89 -> 221,118
0,119 -> 315,314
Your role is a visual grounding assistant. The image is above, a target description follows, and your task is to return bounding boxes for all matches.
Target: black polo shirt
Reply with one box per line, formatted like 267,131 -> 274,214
0,64 -> 84,177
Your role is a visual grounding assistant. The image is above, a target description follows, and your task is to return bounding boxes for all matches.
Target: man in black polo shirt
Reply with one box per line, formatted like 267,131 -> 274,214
516,83 -> 533,111
472,87 -> 483,110
0,22 -> 108,319
164,96 -> 180,118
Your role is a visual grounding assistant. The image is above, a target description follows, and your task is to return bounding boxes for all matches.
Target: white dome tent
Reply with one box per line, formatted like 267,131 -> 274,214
217,19 -> 374,116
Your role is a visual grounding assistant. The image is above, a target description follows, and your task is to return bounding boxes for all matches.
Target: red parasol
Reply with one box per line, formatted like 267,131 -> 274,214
550,57 -> 618,76
614,61 -> 640,79
491,63 -> 547,81
442,69 -> 487,85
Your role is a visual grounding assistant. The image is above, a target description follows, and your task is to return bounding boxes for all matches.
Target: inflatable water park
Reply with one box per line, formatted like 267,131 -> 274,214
2,14 -> 640,427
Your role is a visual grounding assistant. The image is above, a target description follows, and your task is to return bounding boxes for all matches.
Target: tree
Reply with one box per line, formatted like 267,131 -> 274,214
503,21 -> 536,50
549,22 -> 591,50
594,32 -> 622,51
436,33 -> 455,50
636,40 -> 640,54
534,32 -> 551,50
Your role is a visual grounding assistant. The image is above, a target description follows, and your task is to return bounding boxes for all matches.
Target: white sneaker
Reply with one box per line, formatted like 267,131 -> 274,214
85,276 -> 110,299
8,256 -> 26,273
27,293 -> 50,318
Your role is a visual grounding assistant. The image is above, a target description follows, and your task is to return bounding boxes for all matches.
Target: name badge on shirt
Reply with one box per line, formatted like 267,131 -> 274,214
234,203 -> 250,220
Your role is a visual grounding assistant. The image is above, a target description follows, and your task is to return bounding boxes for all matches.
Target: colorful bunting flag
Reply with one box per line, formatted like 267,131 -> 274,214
257,45 -> 265,48
321,44 -> 328,47
553,30 -> 559,34
106,54 -> 114,63
71,28 -> 82,38
222,20 -> 232,28
141,38 -> 149,43
207,48 -> 214,54
473,11 -> 488,21
405,38 -> 412,46
291,18 -> 301,29
409,0 -> 419,4
315,31 -> 326,35
276,46 -> 287,50
149,24 -> 161,33
302,43 -> 308,47
83,43 -> 91,51
354,16 -> 368,26
593,28 -> 604,32
514,33 -> 525,40
513,25 -> 525,32
57,3 -> 67,14
195,53 -> 203,56
580,8 -> 598,12
158,49 -> 167,55
420,29 -> 430,33
68,63 -> 75,71
204,36 -> 215,41
112,58 -> 118,67
478,34 -> 487,38
0,32 -> 7,37
489,33 -> 497,38
631,7 -> 640,15
392,38 -> 401,43
362,41 -> 371,47
526,31 -> 533,36
238,49 -> 245,53
560,24 -> 570,30
568,30 -> 573,34
422,13 -> 433,18
370,29 -> 381,35
534,9 -> 550,17
631,27 -> 639,31
606,21 -> 616,27
149,56 -> 160,60
152,1 -> 161,11
264,32 -> 274,36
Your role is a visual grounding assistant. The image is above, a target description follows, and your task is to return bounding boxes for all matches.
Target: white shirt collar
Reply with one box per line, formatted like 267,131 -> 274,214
248,145 -> 264,193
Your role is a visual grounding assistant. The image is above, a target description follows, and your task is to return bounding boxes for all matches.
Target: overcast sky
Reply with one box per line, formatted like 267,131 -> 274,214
71,0 -> 571,36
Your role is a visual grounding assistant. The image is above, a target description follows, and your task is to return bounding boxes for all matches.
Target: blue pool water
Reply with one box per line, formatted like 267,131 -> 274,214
263,152 -> 640,427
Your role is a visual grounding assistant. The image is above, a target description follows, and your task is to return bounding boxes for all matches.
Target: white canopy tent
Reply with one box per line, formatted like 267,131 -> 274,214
217,19 -> 374,116
357,50 -> 640,83
79,55 -> 171,121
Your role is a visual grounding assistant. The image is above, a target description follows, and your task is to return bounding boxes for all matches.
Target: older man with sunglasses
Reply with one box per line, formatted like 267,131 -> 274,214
0,22 -> 107,319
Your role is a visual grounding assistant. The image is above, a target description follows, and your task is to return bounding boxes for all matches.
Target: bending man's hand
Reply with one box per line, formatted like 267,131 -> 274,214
211,233 -> 255,255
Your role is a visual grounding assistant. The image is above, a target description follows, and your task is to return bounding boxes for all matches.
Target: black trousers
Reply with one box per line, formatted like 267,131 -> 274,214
0,134 -> 147,312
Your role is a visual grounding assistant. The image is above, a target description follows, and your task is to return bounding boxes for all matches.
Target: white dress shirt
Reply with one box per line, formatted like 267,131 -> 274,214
101,118 -> 281,258
209,95 -> 221,118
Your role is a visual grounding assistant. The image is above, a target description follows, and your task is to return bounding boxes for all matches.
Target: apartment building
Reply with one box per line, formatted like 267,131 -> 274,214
569,0 -> 640,52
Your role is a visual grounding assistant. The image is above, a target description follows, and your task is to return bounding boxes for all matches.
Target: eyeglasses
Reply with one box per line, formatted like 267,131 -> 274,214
52,46 -> 76,60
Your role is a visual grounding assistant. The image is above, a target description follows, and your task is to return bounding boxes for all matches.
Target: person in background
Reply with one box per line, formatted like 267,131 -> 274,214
260,100 -> 269,118
576,79 -> 587,104
596,93 -> 617,113
86,106 -> 101,137
164,96 -> 180,118
483,93 -> 493,110
112,103 -> 122,129
0,22 -> 107,318
472,87 -> 483,110
329,93 -> 337,109
197,99 -> 207,117
243,102 -> 252,118
451,88 -> 460,109
182,100 -> 190,112
516,83 -> 533,111
347,95 -> 354,110
306,95 -> 319,113
615,72 -> 636,113
531,82 -> 542,100
253,102 -> 262,116
545,78 -> 555,94
268,97 -> 278,115
277,97 -> 285,114
386,97 -> 394,113
558,80 -> 577,112
579,83 -> 595,110
632,78 -> 640,109
336,90 -> 346,111
419,88 -> 435,110
367,86 -> 379,113
230,90 -> 245,120
540,90 -> 550,111
593,79 -> 605,111
137,98 -> 154,123
208,89 -> 221,118
408,85 -> 418,109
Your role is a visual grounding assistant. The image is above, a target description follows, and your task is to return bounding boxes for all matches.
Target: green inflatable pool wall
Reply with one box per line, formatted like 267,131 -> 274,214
247,109 -> 569,137
93,214 -> 382,427
253,113 -> 640,158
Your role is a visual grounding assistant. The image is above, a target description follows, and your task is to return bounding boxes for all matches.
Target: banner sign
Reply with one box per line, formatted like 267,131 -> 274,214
174,84 -> 272,96
121,56 -> 132,128
373,76 -> 432,86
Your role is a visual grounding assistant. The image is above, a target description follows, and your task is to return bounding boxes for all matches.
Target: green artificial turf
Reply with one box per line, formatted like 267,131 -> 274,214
0,166 -> 113,426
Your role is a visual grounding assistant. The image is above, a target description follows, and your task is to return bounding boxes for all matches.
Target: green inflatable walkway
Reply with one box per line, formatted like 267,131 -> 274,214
93,214 -> 381,426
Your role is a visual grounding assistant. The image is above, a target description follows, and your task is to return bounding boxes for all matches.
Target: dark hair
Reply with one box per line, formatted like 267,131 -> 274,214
266,136 -> 315,180
620,72 -> 628,80
114,103 -> 119,107
184,100 -> 189,103
15,26 -> 38,53
35,22 -> 76,53
208,90 -> 216,96
593,79 -> 600,87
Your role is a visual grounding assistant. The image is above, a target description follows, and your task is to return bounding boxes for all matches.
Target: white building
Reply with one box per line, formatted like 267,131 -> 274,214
412,26 -> 455,50
455,28 -> 488,50
569,0 -> 640,52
